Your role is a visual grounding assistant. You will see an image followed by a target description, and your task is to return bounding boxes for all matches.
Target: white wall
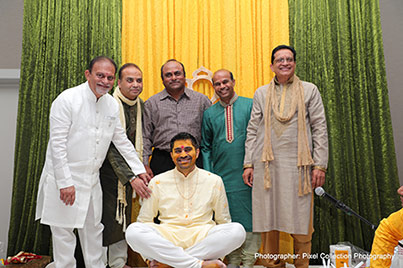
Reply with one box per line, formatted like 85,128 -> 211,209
0,75 -> 19,259
0,0 -> 23,259
380,0 -> 403,185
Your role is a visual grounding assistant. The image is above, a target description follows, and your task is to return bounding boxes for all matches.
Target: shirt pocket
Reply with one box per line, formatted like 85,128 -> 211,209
100,115 -> 117,139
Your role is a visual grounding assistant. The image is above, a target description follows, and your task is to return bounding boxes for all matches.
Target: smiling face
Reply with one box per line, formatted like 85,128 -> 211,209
212,70 -> 235,104
85,60 -> 116,99
162,61 -> 186,94
118,66 -> 143,100
170,139 -> 199,176
270,48 -> 296,83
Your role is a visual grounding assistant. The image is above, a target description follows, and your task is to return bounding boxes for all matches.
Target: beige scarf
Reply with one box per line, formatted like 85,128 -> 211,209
261,75 -> 314,196
112,86 -> 143,230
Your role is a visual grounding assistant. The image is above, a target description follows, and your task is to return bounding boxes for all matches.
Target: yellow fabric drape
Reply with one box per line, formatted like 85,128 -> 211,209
122,0 -> 289,100
123,0 -> 292,264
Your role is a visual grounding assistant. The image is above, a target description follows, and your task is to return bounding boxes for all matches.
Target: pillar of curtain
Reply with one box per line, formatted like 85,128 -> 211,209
8,0 -> 122,257
122,0 -> 289,100
289,0 -> 401,261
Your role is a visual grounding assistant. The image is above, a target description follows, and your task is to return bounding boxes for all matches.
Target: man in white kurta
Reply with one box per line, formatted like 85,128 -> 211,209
35,57 -> 149,268
126,132 -> 246,268
243,45 -> 328,268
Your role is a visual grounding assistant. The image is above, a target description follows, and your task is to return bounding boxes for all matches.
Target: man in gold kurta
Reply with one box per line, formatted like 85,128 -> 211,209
370,186 -> 403,267
126,132 -> 246,268
243,45 -> 328,268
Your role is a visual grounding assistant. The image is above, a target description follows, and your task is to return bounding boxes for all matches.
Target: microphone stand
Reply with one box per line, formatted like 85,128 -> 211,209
333,201 -> 377,230
320,194 -> 403,248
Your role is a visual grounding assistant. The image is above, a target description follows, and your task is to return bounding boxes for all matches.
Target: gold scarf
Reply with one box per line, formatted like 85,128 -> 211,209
261,75 -> 314,196
112,86 -> 143,230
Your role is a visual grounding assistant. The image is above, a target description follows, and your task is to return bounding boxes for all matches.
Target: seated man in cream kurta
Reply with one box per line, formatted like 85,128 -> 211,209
125,132 -> 246,268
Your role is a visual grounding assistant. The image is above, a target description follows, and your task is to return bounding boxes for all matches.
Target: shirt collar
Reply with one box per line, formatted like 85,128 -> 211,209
219,92 -> 238,107
173,166 -> 199,179
84,81 -> 98,102
274,75 -> 294,85
160,88 -> 191,101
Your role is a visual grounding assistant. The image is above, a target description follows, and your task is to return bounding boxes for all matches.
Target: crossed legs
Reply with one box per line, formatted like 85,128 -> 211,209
125,222 -> 246,268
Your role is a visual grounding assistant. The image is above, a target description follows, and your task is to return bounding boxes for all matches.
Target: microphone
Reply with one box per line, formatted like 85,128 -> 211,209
316,187 -> 403,247
315,187 -> 377,230
315,187 -> 354,215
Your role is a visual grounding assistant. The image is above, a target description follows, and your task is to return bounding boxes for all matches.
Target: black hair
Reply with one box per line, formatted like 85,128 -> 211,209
170,132 -> 199,151
160,59 -> 186,80
271,45 -> 297,64
118,63 -> 142,79
88,56 -> 117,73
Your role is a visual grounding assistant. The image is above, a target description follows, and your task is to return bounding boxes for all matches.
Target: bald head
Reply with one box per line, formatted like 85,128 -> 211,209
212,69 -> 235,104
212,69 -> 234,83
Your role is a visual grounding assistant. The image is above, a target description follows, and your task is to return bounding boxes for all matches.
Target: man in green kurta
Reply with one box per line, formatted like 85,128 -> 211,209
100,63 -> 152,268
201,69 -> 261,268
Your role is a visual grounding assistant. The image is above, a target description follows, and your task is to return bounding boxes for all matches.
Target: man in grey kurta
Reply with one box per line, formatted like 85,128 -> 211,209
243,45 -> 328,268
100,63 -> 151,268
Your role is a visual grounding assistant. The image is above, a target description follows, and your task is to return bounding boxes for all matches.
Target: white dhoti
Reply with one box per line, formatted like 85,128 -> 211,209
125,222 -> 246,268
107,239 -> 128,268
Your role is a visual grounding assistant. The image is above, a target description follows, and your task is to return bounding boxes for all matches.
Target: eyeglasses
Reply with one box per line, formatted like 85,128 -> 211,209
95,73 -> 115,81
274,57 -> 295,64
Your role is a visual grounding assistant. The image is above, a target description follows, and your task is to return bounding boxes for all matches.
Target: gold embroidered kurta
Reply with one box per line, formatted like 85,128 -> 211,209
244,80 -> 328,234
137,167 -> 231,249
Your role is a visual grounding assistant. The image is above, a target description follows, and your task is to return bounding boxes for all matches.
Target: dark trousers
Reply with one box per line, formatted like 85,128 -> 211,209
150,148 -> 203,176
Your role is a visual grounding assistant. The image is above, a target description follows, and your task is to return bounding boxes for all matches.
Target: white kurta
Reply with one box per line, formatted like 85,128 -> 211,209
35,81 -> 146,228
244,81 -> 328,234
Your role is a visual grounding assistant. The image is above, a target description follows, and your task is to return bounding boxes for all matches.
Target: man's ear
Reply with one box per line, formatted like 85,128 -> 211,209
196,148 -> 200,158
84,70 -> 90,80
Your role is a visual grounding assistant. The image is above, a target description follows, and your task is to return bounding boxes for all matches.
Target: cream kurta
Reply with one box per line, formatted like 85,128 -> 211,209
35,81 -> 146,228
137,167 -> 231,249
244,81 -> 328,234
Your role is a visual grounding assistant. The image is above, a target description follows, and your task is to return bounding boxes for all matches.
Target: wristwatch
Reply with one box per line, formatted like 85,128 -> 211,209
129,175 -> 138,183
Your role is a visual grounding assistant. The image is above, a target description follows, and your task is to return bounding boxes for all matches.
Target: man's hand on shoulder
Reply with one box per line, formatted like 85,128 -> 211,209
131,173 -> 152,199
60,186 -> 75,206
242,167 -> 254,187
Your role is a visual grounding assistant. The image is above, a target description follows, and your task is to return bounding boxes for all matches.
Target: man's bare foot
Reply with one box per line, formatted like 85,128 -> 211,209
202,259 -> 227,268
147,260 -> 172,268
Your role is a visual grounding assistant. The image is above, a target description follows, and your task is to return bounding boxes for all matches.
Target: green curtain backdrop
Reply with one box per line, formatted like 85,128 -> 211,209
8,0 -> 122,256
289,0 -> 400,260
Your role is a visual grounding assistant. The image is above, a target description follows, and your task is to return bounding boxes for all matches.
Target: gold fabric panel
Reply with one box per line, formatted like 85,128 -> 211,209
122,0 -> 289,100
